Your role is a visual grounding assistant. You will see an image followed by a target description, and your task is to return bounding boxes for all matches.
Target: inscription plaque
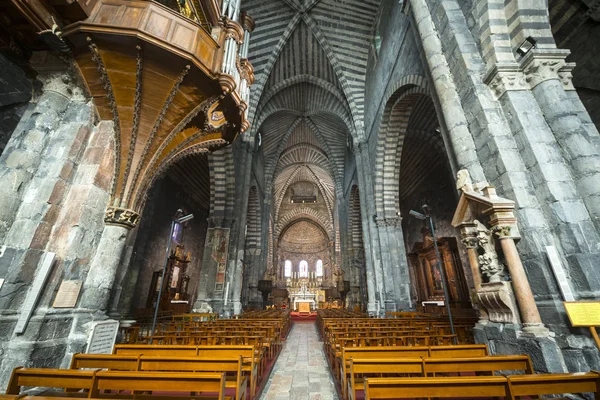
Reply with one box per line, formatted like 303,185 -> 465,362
53,280 -> 82,308
85,320 -> 119,354
564,302 -> 600,327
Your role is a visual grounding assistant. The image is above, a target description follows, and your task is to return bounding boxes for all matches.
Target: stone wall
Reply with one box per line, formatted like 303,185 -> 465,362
0,67 -> 117,390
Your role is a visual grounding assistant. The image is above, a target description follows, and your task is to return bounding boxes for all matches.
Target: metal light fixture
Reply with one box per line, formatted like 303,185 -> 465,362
516,36 -> 536,57
150,209 -> 194,342
409,204 -> 457,344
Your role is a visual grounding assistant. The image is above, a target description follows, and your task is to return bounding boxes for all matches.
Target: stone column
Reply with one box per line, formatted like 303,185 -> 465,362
79,215 -> 135,311
406,0 -> 485,182
0,73 -> 83,244
495,226 -> 548,336
521,49 -> 600,232
352,141 -> 381,315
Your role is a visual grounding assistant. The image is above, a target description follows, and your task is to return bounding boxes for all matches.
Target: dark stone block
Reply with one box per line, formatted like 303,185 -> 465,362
582,348 -> 600,370
0,321 -> 16,340
562,349 -> 590,372
30,343 -> 67,369
519,337 -> 566,373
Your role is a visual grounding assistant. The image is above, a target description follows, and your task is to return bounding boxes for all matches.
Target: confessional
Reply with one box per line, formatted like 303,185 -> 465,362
147,245 -> 192,313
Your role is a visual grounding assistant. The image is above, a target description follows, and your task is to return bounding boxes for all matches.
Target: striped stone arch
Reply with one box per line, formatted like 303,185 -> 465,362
273,164 -> 335,224
245,185 -> 262,250
349,185 -> 364,249
252,82 -> 354,140
503,0 -> 556,50
254,75 -> 350,131
274,207 -> 333,242
274,144 -> 333,177
374,76 -> 431,217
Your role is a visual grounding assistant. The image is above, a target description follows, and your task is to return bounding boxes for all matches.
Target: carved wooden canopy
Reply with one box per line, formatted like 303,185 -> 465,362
59,0 -> 250,227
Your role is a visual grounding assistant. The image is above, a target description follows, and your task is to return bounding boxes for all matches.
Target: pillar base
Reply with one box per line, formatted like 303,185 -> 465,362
521,323 -> 551,338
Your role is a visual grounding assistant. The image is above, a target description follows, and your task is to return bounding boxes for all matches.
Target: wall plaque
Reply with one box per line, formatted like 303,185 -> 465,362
53,280 -> 82,308
14,252 -> 55,334
85,320 -> 119,354
564,302 -> 600,327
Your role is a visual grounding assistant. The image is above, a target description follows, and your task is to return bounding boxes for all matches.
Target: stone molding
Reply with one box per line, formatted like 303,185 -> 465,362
483,63 -> 529,99
374,215 -> 402,227
484,50 -> 576,97
520,49 -> 575,91
104,206 -> 139,229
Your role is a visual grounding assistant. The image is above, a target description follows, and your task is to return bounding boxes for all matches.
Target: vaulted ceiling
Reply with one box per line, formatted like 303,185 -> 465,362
242,0 -> 380,237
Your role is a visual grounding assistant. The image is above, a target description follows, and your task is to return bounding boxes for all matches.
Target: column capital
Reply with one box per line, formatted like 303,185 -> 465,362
483,63 -> 529,99
520,48 -> 575,90
492,224 -> 519,240
104,206 -> 139,229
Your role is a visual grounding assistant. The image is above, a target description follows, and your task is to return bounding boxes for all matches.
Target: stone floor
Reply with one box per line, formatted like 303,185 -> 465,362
259,321 -> 339,400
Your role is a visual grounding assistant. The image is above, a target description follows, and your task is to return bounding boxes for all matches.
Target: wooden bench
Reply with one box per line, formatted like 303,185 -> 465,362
138,356 -> 247,400
69,354 -> 247,400
347,355 -> 533,400
70,354 -> 140,371
339,344 -> 488,398
6,368 -> 97,394
91,370 -> 229,400
113,345 -> 259,399
363,372 -> 600,399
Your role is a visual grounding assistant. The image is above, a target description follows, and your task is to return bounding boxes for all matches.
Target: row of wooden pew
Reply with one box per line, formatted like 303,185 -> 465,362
318,310 -> 600,399
3,311 -> 290,400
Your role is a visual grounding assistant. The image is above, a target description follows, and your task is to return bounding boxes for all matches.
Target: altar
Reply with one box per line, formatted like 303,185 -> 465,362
294,299 -> 315,312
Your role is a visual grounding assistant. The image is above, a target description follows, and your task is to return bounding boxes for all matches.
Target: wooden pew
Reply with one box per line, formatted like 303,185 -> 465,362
428,344 -> 488,357
138,356 -> 247,400
348,355 -> 533,400
423,355 -> 533,376
364,376 -> 509,399
113,344 -> 197,357
339,344 -> 488,398
197,346 -> 259,399
113,345 -> 258,399
340,346 -> 430,399
507,372 -> 600,398
70,354 -> 140,371
347,358 -> 424,400
6,367 -> 98,394
363,372 -> 600,399
90,370 -> 229,400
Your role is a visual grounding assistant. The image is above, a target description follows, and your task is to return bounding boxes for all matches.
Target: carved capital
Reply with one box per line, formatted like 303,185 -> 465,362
520,49 -> 571,89
492,224 -> 514,239
461,234 -> 478,249
105,206 -> 140,229
483,63 -> 528,99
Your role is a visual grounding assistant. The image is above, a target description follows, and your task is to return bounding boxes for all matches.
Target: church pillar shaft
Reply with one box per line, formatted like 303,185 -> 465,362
407,0 -> 485,182
531,77 -> 600,233
353,144 -> 382,314
80,224 -> 130,310
0,75 -> 88,246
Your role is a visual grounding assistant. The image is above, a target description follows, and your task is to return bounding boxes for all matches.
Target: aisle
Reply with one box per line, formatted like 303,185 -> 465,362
259,321 -> 338,400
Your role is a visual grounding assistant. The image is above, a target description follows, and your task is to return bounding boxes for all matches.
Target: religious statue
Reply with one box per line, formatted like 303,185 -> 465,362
456,169 -> 489,194
474,220 -> 506,283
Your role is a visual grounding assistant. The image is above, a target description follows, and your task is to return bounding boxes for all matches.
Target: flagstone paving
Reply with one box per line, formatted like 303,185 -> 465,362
259,321 -> 339,400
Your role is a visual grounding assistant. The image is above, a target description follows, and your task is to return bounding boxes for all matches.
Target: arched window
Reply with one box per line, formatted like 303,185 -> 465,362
299,260 -> 308,277
284,260 -> 292,277
316,260 -> 323,277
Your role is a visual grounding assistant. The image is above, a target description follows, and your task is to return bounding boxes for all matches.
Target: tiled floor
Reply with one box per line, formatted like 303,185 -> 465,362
259,321 -> 339,400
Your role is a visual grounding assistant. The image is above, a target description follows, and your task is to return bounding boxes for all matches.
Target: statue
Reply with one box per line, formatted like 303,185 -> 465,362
474,220 -> 506,283
456,169 -> 489,194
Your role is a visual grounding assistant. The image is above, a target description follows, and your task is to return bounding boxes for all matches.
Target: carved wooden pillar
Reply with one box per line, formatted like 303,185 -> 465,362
495,225 -> 547,335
